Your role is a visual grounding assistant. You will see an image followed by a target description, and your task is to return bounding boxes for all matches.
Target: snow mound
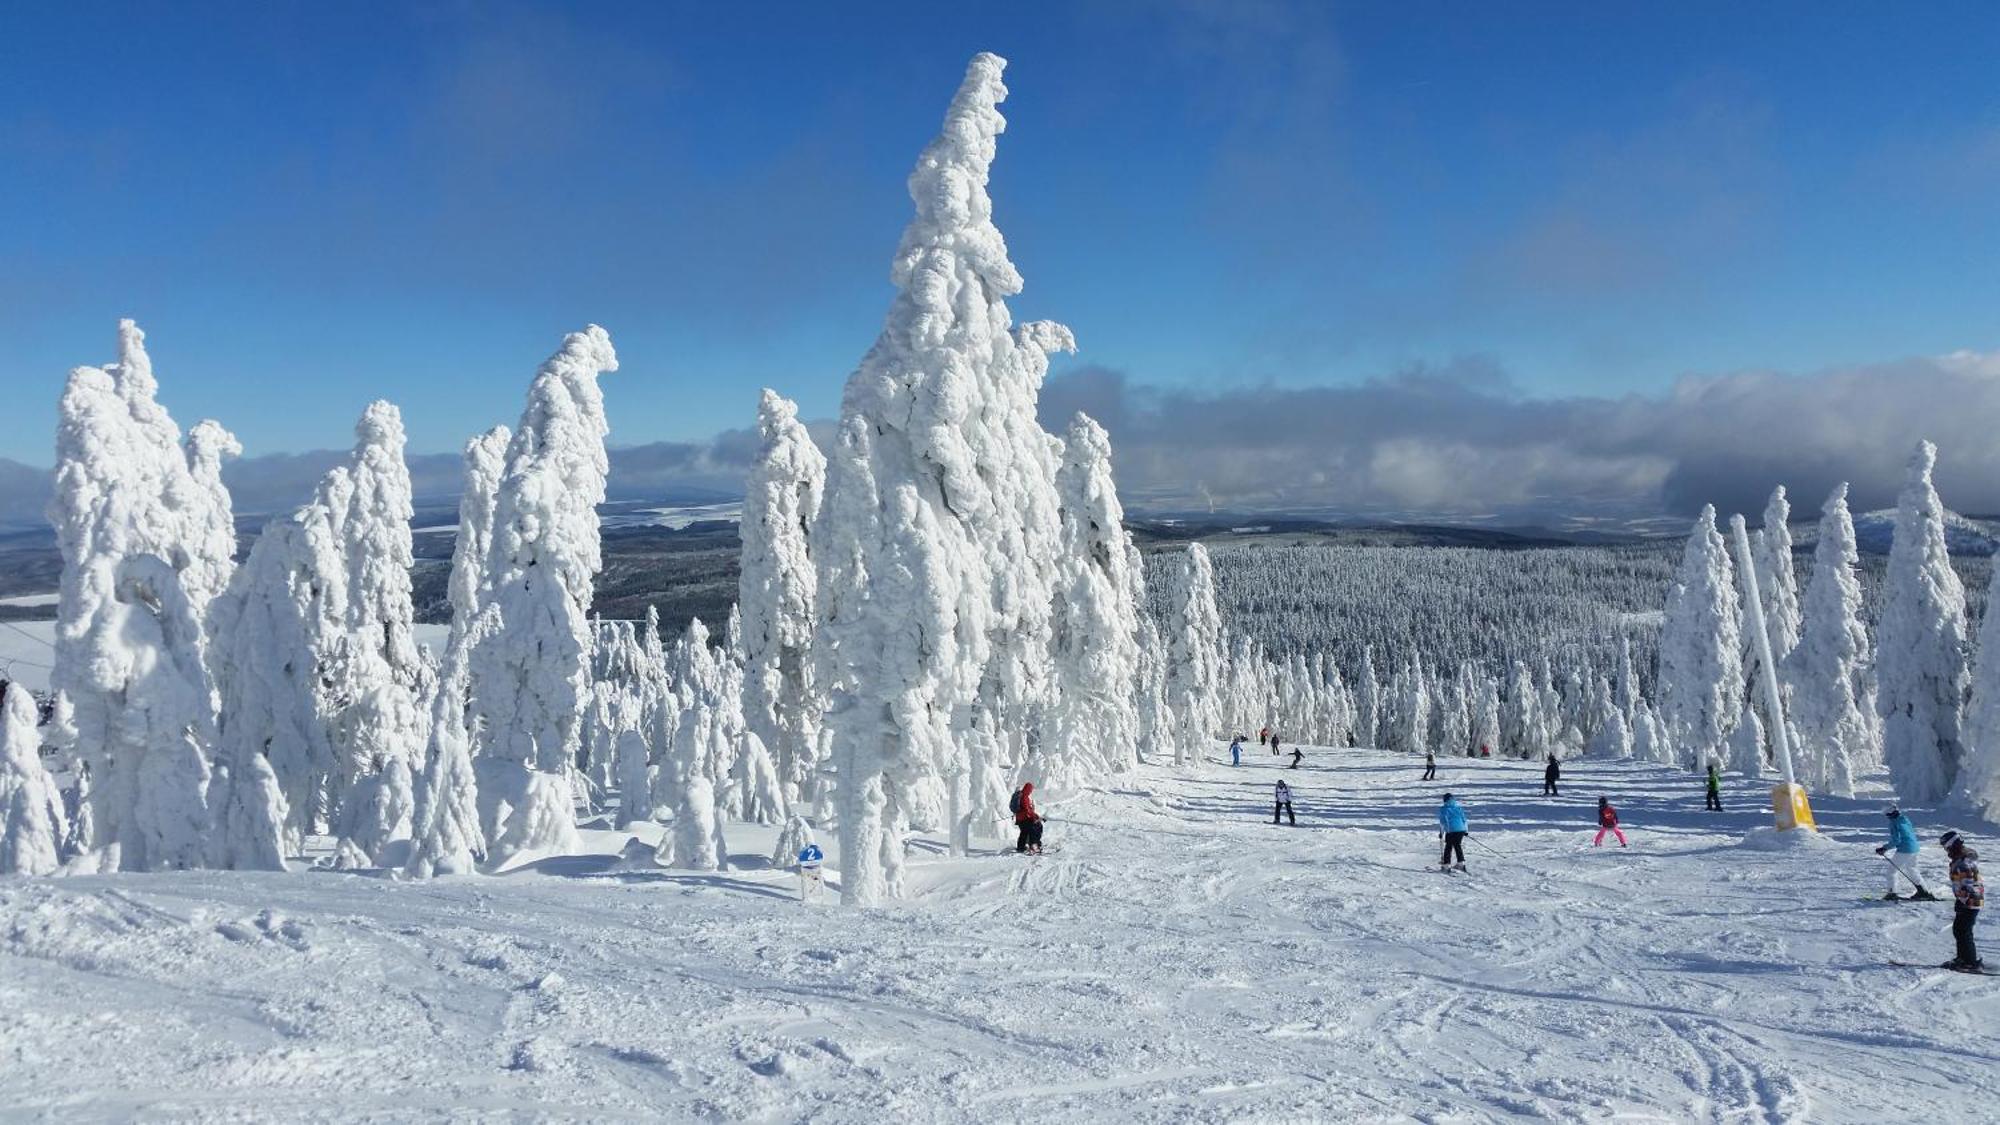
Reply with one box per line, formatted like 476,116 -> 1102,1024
1736,825 -> 1843,851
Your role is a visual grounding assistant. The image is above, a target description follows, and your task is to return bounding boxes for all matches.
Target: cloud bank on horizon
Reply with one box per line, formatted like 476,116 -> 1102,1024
4,347 -> 1996,531
1034,347 -> 2000,521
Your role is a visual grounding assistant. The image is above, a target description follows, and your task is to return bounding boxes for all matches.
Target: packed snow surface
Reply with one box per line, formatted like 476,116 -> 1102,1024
2,748 -> 1995,1121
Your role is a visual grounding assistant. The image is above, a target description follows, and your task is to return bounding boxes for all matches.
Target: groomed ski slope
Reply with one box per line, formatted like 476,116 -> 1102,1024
2,748 -> 1995,1122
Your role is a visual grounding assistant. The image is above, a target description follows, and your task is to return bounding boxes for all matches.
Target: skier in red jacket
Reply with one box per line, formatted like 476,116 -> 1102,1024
1594,797 -> 1627,847
1012,782 -> 1045,854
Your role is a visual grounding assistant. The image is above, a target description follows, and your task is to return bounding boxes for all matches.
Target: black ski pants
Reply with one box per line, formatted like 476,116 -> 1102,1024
1441,831 -> 1466,866
1422,762 -> 1436,780
1273,800 -> 1295,825
1705,789 -> 1722,811
1543,779 -> 1559,796
1955,905 -> 1981,966
1015,819 -> 1044,852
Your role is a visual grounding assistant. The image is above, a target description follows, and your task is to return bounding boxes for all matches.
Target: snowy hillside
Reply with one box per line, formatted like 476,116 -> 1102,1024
1796,507 -> 2000,557
3,747 -> 1993,1121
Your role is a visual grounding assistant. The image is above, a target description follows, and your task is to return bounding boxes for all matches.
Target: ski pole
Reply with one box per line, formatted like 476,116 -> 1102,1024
1466,833 -> 1506,858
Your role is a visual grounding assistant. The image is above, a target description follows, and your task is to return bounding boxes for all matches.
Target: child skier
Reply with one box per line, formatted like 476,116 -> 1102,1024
1270,732 -> 1283,758
1259,726 -> 1270,748
1876,806 -> 1937,901
1543,754 -> 1561,796
1438,793 -> 1469,870
1011,782 -> 1045,855
1941,830 -> 1984,972
1594,797 -> 1627,847
1422,751 -> 1437,781
1229,736 -> 1243,767
1704,762 -> 1722,811
1273,779 -> 1296,825
1288,743 -> 1304,769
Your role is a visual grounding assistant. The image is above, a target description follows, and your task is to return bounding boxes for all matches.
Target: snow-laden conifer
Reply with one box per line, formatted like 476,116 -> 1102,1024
1657,505 -> 1743,770
814,55 -> 1037,903
1042,413 -> 1143,787
471,327 -> 618,864
739,390 -> 826,807
0,683 -> 67,875
1165,543 -> 1224,765
1785,484 -> 1871,797
1875,441 -> 1969,804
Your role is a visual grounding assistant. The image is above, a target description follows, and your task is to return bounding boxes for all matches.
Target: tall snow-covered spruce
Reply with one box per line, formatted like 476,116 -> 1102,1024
738,390 -> 827,807
0,683 -> 67,875
1165,543 -> 1225,765
471,326 -> 619,866
1785,484 -> 1873,797
1656,505 -> 1742,771
48,321 -> 232,871
1042,412 -> 1144,788
817,53 -> 1067,904
1875,441 -> 1968,805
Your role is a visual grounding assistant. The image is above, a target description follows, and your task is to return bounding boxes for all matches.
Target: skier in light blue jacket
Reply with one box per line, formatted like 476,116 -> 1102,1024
1438,794 -> 1470,870
1876,806 -> 1938,901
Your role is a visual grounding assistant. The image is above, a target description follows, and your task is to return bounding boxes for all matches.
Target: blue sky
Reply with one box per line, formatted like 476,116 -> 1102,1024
2,1 -> 1997,467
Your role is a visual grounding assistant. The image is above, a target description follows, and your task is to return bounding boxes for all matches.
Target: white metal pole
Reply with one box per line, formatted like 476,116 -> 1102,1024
1729,514 -> 1798,788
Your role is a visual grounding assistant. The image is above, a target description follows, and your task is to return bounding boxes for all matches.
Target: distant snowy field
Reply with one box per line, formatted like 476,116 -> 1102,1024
3,748 -> 1994,1121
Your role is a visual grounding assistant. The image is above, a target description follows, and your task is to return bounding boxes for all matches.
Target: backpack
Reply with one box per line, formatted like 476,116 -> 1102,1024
1008,789 -> 1022,816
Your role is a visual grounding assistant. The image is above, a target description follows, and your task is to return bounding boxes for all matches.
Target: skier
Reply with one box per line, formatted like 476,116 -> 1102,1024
1941,830 -> 1984,972
1704,761 -> 1722,811
1270,732 -> 1282,758
1438,793 -> 1469,871
1542,754 -> 1561,796
1229,735 -> 1243,767
1273,779 -> 1296,825
1593,797 -> 1627,848
1478,743 -> 1491,758
1288,743 -> 1304,770
1011,782 -> 1045,855
1259,725 -> 1270,748
1422,751 -> 1437,781
1876,806 -> 1937,901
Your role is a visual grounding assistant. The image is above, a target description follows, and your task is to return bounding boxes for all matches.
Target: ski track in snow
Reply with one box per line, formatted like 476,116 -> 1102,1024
2,749 -> 1996,1122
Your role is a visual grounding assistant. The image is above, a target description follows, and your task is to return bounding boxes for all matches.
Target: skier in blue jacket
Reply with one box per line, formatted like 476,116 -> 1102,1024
1876,806 -> 1938,901
1438,793 -> 1470,870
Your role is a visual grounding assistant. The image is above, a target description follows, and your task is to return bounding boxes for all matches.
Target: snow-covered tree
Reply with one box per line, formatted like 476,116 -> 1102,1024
1586,707 -> 1632,760
327,402 -> 425,866
208,519 -> 318,868
1958,557 -> 2000,818
1354,647 -> 1382,749
812,53 -> 1083,903
1727,702 -> 1767,779
0,683 -> 67,875
471,326 -> 619,865
1041,413 -> 1143,788
1785,484 -> 1871,798
1875,441 -> 1969,804
1657,505 -> 1743,770
1165,543 -> 1225,765
738,390 -> 826,807
48,322 -> 235,871
406,623 -> 489,879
